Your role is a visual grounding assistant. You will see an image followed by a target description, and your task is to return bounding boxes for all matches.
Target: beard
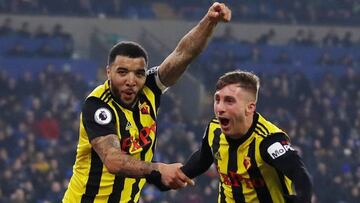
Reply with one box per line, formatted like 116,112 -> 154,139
110,85 -> 142,109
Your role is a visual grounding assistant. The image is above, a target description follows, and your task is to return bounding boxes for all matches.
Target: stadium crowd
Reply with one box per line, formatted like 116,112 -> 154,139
1,0 -> 359,25
1,1 -> 360,202
0,52 -> 359,203
0,18 -> 73,58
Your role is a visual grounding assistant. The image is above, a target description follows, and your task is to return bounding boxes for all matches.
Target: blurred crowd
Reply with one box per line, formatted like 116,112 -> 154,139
1,1 -> 360,202
0,58 -> 359,203
0,0 -> 359,25
0,18 -> 73,58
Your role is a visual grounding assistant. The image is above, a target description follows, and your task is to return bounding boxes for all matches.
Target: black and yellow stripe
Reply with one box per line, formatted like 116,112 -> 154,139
63,78 -> 160,203
207,113 -> 295,203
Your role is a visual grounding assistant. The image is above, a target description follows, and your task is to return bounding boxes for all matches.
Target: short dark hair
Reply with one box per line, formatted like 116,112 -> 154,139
216,70 -> 260,101
107,41 -> 148,67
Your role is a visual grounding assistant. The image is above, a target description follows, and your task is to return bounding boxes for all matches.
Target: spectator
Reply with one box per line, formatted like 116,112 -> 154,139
34,25 -> 49,39
0,18 -> 13,36
16,22 -> 31,38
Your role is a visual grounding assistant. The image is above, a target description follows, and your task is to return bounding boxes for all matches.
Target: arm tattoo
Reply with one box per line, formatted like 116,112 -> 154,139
159,17 -> 216,86
91,134 -> 157,178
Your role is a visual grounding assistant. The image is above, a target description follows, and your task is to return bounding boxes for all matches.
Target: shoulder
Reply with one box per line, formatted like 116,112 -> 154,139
82,97 -> 115,124
255,113 -> 286,137
259,132 -> 295,161
87,81 -> 111,102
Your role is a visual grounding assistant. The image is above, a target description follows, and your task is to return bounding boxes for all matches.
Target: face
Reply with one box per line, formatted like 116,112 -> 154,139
214,83 -> 255,137
107,55 -> 146,106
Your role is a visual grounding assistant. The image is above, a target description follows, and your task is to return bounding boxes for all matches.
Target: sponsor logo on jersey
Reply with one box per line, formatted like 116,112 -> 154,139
139,102 -> 150,115
267,141 -> 294,159
121,123 -> 156,154
243,156 -> 251,170
217,167 -> 265,189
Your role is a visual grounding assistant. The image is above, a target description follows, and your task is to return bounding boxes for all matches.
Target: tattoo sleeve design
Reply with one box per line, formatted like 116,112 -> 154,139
91,134 -> 157,178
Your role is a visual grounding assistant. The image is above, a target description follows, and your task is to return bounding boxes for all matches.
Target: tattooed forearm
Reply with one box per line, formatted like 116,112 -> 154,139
91,134 -> 157,177
115,154 -> 156,178
159,16 -> 217,87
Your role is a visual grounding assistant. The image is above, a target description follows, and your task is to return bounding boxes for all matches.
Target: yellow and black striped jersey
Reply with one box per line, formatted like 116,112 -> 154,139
63,67 -> 164,203
182,112 -> 312,203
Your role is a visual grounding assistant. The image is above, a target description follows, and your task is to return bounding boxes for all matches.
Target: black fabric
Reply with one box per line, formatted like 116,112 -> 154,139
260,133 -> 312,203
82,97 -> 117,141
145,170 -> 170,191
81,149 -> 103,203
181,126 -> 214,179
247,139 -> 273,203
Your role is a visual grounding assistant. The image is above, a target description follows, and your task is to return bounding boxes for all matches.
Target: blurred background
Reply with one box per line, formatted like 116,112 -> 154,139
0,0 -> 359,202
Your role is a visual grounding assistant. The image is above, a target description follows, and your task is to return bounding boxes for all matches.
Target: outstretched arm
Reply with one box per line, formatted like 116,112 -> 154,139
181,126 -> 214,178
91,134 -> 193,189
148,126 -> 213,191
91,134 -> 155,177
83,97 -> 192,189
158,2 -> 231,87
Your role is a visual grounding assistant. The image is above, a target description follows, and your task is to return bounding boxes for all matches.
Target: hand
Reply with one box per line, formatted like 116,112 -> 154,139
207,2 -> 232,23
158,163 -> 195,189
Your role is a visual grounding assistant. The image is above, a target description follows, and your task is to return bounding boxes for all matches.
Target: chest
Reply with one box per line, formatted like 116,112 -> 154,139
113,100 -> 157,155
211,136 -> 267,188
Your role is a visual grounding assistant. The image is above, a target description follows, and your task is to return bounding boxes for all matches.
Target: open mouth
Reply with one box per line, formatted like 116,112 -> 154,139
123,89 -> 135,96
219,117 -> 230,127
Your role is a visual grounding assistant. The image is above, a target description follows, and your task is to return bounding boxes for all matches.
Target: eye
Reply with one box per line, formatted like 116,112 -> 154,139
214,95 -> 220,104
117,68 -> 128,76
224,97 -> 235,104
135,70 -> 146,77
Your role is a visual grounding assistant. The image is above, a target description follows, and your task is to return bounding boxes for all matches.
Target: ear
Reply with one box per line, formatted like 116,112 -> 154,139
246,101 -> 256,116
106,65 -> 111,80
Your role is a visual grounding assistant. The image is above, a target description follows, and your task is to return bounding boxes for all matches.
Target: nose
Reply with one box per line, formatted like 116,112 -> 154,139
214,101 -> 225,115
126,72 -> 136,86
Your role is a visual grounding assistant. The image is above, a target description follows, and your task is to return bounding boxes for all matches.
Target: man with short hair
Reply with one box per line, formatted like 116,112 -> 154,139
63,2 -> 232,203
166,70 -> 313,203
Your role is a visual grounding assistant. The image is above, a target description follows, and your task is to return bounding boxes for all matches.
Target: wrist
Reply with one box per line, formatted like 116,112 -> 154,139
203,15 -> 218,27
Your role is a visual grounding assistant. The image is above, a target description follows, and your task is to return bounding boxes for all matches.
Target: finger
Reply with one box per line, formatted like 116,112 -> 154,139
185,177 -> 195,186
218,6 -> 231,21
173,163 -> 183,168
212,3 -> 223,12
176,170 -> 195,186
168,178 -> 187,189
208,11 -> 220,19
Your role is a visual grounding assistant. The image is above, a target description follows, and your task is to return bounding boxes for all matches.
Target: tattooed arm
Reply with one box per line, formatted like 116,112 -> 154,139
91,134 -> 193,188
158,2 -> 231,87
91,134 -> 155,177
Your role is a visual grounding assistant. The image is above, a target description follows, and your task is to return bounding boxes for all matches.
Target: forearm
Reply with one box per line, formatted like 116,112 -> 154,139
91,134 -> 157,178
176,16 -> 217,62
287,165 -> 313,203
159,16 -> 217,86
272,155 -> 312,202
104,148 -> 157,178
181,149 -> 213,179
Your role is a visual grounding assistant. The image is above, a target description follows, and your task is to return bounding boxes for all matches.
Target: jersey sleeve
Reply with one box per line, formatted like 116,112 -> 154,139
145,66 -> 168,95
181,125 -> 214,179
260,133 -> 313,203
82,97 -> 117,141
